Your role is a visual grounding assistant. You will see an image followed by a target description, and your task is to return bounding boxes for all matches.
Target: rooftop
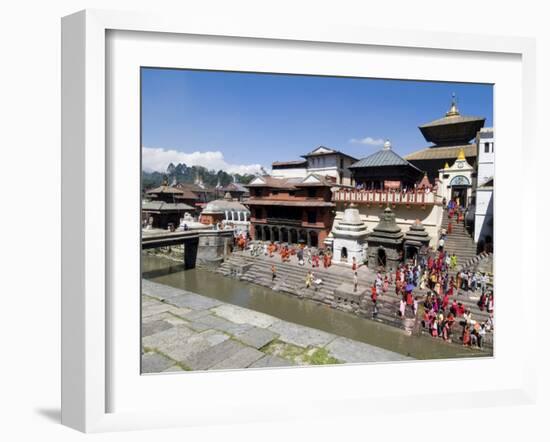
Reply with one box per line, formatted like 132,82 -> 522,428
175,182 -> 216,193
272,159 -> 308,168
418,97 -> 485,146
349,140 -> 422,172
301,145 -> 358,162
246,173 -> 335,189
202,193 -> 250,214
245,199 -> 335,208
221,182 -> 250,193
142,201 -> 195,212
404,144 -> 477,161
145,184 -> 185,195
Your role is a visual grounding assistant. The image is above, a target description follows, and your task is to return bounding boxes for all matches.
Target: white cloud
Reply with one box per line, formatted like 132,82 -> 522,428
142,146 -> 265,175
349,136 -> 385,146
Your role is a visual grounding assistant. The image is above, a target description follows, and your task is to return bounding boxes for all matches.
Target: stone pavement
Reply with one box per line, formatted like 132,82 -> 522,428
141,280 -> 411,373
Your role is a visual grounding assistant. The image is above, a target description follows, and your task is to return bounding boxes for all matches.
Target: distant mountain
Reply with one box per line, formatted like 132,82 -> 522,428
141,163 -> 256,191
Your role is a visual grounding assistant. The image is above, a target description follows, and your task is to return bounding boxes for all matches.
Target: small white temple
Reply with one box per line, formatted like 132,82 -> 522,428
438,147 -> 475,208
177,212 -> 212,231
331,203 -> 369,265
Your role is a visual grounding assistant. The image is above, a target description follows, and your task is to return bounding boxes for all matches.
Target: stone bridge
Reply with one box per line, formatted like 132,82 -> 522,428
142,229 -> 235,269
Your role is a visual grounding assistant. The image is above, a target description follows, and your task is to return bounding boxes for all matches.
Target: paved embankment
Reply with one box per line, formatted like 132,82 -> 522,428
141,280 -> 411,373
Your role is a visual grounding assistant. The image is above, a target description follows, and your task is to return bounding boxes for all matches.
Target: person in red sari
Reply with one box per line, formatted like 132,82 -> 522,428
323,253 -> 329,269
371,284 -> 377,303
395,278 -> 402,297
312,254 -> 319,268
448,277 -> 455,296
462,326 -> 471,346
406,290 -> 413,307
442,292 -> 450,311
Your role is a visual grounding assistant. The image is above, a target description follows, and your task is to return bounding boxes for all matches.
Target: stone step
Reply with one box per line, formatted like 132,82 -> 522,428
224,254 -> 491,310
219,254 -> 493,348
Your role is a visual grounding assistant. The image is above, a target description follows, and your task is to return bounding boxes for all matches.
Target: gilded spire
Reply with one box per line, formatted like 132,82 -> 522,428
444,162 -> 450,169
457,147 -> 466,160
445,93 -> 460,117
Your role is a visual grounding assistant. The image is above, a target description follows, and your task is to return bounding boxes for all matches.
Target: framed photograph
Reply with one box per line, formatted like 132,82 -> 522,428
62,9 -> 537,433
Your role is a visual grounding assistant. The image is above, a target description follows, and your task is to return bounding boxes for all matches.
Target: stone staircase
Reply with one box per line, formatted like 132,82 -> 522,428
217,253 -> 416,331
215,252 -> 493,349
442,210 -> 478,267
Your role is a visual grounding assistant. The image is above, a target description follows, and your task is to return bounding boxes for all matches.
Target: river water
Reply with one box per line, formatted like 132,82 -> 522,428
142,255 -> 489,360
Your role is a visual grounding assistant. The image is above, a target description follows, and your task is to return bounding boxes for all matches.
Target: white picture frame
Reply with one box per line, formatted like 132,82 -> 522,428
61,9 -> 538,433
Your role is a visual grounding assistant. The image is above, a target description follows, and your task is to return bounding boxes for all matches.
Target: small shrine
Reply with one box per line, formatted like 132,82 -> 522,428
403,219 -> 431,264
438,147 -> 475,209
177,212 -> 213,231
331,203 -> 369,265
367,206 -> 404,270
199,192 -> 251,235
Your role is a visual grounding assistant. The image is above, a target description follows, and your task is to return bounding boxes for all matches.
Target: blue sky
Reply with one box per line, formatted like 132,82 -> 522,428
141,68 -> 493,174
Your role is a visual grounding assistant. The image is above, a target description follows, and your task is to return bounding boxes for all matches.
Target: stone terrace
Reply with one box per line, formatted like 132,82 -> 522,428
141,280 -> 411,373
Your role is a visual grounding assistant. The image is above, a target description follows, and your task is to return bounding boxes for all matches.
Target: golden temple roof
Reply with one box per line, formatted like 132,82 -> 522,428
404,144 -> 477,161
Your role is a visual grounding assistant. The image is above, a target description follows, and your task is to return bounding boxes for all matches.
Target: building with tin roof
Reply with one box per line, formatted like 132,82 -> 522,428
245,173 -> 337,247
348,140 -> 424,190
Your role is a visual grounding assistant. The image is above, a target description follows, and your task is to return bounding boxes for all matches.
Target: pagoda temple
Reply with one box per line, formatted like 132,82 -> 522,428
348,140 -> 424,190
403,219 -> 431,264
142,178 -> 196,230
405,95 -> 486,181
331,140 -> 442,248
366,207 -> 404,271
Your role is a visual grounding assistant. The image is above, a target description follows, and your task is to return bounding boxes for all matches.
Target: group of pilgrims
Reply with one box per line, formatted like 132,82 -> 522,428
368,246 -> 493,347
242,236 -> 333,268
235,220 -> 493,349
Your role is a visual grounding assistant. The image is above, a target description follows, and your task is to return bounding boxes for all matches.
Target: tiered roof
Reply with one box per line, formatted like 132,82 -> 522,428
404,219 -> 431,247
368,207 -> 404,246
418,97 -> 485,146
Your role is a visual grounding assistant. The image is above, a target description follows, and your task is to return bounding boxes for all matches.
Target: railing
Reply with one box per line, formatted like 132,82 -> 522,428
332,189 -> 436,205
266,217 -> 303,226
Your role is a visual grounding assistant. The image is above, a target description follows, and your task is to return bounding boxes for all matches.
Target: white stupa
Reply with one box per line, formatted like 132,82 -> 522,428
177,212 -> 213,231
331,203 -> 369,265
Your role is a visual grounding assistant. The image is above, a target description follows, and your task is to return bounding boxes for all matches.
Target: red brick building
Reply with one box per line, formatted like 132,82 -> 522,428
245,174 -> 336,247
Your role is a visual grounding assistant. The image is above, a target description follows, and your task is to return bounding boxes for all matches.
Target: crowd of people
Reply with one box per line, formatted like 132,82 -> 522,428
366,250 -> 493,348
244,238 -> 334,269
233,220 -> 493,349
